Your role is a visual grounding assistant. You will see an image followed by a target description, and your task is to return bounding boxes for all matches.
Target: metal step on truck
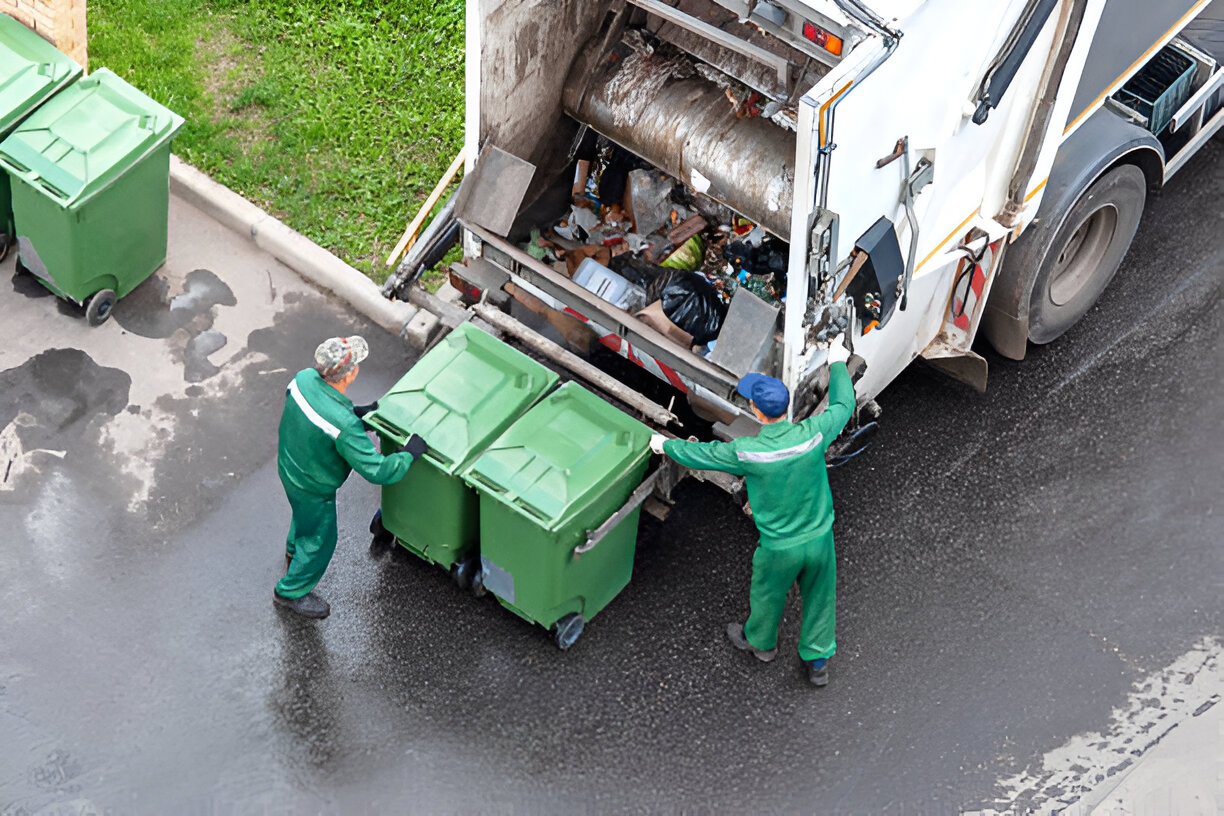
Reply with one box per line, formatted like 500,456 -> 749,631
374,0 -> 1224,644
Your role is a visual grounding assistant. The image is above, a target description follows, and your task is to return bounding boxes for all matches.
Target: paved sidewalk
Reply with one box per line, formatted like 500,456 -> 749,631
1085,698 -> 1221,816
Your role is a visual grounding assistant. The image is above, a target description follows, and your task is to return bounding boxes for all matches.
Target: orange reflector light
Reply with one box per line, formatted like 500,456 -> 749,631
802,21 -> 843,56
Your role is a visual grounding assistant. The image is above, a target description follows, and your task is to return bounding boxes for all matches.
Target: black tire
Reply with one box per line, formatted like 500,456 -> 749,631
369,509 -> 393,550
553,612 -> 585,651
471,566 -> 487,598
1027,164 -> 1146,344
0,233 -> 10,264
86,289 -> 117,326
452,556 -> 478,591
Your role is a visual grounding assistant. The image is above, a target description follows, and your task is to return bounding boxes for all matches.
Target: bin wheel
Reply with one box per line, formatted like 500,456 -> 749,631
86,289 -> 117,326
0,234 -> 10,263
369,508 -> 393,551
452,556 -> 478,591
471,565 -> 486,598
553,613 -> 585,651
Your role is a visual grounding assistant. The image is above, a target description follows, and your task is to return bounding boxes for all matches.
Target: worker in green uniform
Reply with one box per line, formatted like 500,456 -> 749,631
651,350 -> 860,686
275,335 -> 428,619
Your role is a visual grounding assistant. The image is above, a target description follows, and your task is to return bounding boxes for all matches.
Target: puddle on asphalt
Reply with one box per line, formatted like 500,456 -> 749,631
0,349 -> 130,497
113,268 -> 236,339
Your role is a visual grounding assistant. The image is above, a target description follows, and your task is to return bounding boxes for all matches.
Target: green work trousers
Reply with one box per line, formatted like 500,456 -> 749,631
744,528 -> 836,661
275,481 -> 339,599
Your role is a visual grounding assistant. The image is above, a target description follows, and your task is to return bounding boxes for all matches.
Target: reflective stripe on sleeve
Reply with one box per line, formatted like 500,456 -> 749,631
288,379 -> 341,440
736,433 -> 823,463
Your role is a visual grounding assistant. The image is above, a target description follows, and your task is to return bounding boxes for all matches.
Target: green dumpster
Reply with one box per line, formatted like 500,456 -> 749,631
363,322 -> 559,583
0,14 -> 82,247
462,382 -> 652,649
0,67 -> 184,325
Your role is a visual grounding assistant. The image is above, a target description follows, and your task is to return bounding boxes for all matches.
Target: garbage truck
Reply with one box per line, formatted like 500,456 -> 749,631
375,0 -> 1224,644
389,0 -> 1221,443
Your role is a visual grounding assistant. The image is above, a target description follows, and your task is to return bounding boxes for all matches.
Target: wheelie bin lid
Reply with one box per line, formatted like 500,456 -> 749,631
461,382 -> 652,531
363,322 -> 560,475
0,15 -> 82,136
0,67 -> 183,207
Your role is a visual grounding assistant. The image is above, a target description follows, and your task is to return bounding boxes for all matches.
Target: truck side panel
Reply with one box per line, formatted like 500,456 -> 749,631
1066,0 -> 1207,131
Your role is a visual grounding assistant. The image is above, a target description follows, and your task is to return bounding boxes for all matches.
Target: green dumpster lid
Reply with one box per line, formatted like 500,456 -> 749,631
364,322 -> 560,475
463,382 -> 651,530
0,15 -> 82,136
0,67 -> 184,206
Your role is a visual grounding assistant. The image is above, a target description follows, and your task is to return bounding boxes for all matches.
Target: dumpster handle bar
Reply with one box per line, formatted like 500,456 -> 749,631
575,467 -> 662,558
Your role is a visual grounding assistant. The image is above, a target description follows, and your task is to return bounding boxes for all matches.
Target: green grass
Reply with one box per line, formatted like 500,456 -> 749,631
87,0 -> 465,286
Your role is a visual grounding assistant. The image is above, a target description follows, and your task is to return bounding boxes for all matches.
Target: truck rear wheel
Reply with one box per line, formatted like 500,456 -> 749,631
1027,164 -> 1146,344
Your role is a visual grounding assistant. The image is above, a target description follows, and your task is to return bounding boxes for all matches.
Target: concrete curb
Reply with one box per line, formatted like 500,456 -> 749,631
168,156 -> 438,342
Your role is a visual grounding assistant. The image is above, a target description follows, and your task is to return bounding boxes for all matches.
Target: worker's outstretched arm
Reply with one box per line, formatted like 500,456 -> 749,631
810,360 -> 856,440
662,438 -> 745,476
336,428 -> 413,485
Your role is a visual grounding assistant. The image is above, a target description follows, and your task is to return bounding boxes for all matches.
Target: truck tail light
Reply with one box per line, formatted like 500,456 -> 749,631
448,269 -> 483,302
802,21 -> 843,56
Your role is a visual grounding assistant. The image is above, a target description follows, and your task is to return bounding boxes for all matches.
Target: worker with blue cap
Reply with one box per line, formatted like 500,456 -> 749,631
651,349 -> 860,686
274,335 -> 428,619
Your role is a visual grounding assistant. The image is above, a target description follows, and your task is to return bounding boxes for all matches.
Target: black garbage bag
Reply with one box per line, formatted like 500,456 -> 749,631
609,255 -> 675,302
661,271 -> 727,344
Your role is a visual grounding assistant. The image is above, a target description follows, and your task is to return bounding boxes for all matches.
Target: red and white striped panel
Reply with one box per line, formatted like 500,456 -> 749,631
564,307 -> 691,394
950,240 -> 1000,331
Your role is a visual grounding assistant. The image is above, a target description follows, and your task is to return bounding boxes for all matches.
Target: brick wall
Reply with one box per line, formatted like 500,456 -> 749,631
1,0 -> 87,68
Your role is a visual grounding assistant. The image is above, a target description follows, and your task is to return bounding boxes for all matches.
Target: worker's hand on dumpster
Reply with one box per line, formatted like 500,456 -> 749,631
403,433 -> 429,460
826,335 -> 852,367
353,400 -> 379,418
649,434 -> 667,455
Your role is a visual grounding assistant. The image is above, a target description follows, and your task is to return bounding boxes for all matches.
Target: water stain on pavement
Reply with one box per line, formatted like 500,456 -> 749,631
113,269 -> 237,383
113,269 -> 236,339
10,267 -> 83,317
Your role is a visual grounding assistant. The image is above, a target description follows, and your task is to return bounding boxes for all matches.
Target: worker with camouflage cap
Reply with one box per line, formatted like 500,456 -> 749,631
274,335 -> 428,618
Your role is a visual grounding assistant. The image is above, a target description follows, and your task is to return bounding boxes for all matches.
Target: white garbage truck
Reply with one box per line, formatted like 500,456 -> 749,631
392,0 -> 1224,459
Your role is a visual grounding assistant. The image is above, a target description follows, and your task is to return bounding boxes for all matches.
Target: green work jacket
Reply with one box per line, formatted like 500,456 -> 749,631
663,362 -> 855,548
277,369 -> 413,495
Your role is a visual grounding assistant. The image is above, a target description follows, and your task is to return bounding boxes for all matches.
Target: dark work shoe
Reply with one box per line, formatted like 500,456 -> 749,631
274,590 -> 330,619
807,658 -> 830,687
725,622 -> 777,662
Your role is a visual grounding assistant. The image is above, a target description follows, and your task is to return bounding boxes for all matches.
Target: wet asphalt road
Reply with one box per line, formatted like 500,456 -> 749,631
1,138 -> 1222,815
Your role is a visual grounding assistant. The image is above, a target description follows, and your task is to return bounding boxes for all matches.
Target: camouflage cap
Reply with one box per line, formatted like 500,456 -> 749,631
314,335 -> 369,379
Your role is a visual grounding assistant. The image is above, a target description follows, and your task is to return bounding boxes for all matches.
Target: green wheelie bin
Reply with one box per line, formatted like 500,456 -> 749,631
0,14 -> 82,255
362,322 -> 559,587
0,67 -> 184,325
462,382 -> 652,649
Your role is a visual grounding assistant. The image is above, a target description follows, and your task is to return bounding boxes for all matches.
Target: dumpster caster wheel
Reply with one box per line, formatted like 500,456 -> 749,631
471,566 -> 486,598
0,234 -> 9,263
86,289 -> 117,326
453,557 -> 479,591
553,613 -> 585,651
369,509 -> 393,551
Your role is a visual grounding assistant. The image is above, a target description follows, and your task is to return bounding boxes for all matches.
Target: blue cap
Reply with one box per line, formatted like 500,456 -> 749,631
737,373 -> 789,418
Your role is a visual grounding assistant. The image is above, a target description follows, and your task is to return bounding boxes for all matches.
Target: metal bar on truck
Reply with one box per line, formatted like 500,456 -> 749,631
464,222 -> 741,396
1170,69 -> 1224,132
1164,104 -> 1224,179
625,0 -> 791,88
386,147 -> 466,267
470,302 -> 678,427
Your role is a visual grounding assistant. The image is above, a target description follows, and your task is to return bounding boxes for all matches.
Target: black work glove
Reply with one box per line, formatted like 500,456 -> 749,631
354,400 -> 379,419
403,433 -> 429,460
